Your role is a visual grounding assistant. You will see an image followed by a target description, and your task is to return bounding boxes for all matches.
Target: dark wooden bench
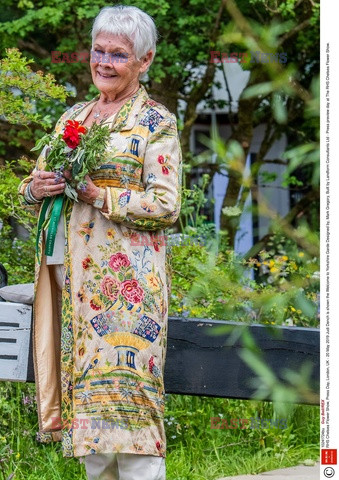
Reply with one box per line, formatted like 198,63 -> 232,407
0,302 -> 319,404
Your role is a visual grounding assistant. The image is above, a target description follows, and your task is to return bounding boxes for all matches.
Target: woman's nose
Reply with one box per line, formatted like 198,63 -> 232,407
99,53 -> 121,68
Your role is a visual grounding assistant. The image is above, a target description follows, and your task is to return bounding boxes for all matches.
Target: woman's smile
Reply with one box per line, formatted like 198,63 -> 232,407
97,71 -> 118,78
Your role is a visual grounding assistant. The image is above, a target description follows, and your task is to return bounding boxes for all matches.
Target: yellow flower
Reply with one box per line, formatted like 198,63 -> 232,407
282,255 -> 288,261
290,306 -> 296,312
298,252 -> 305,257
297,309 -> 302,314
16,452 -> 20,459
270,267 -> 279,273
177,307 -> 183,312
269,260 -> 275,268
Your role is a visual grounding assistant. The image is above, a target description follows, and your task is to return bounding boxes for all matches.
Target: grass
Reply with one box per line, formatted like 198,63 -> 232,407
0,382 -> 319,480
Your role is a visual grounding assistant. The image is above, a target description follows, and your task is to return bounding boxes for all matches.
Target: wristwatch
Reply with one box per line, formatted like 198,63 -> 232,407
93,188 -> 105,209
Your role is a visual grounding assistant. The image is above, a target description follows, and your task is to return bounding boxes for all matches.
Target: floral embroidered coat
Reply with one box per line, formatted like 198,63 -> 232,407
18,84 -> 182,459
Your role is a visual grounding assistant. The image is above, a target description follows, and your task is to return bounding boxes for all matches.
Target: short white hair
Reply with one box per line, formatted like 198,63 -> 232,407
91,5 -> 158,70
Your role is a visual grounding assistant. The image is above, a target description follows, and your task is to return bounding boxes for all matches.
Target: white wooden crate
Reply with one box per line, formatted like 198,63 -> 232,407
0,302 -> 32,381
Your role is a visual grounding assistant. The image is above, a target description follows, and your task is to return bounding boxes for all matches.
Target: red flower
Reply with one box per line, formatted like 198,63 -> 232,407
157,155 -> 165,164
90,296 -> 102,310
108,252 -> 130,271
162,166 -> 169,175
156,441 -> 161,451
82,257 -> 92,270
62,120 -> 87,149
120,279 -> 144,304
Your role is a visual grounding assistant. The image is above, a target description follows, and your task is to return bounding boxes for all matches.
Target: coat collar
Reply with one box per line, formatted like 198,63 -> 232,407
72,84 -> 149,132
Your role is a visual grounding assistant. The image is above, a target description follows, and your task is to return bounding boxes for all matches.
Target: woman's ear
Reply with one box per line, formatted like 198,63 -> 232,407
139,50 -> 153,74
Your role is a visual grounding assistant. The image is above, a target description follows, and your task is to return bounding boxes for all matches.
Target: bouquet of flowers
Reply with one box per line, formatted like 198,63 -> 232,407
31,118 -> 111,201
31,118 -> 111,257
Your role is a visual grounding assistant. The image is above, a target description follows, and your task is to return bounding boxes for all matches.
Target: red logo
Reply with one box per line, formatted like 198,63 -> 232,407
322,449 -> 337,465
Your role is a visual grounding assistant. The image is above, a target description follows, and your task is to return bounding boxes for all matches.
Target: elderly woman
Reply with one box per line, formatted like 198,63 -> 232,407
18,5 -> 182,480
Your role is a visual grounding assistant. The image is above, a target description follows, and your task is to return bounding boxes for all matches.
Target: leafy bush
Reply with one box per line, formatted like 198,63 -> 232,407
169,237 -> 319,328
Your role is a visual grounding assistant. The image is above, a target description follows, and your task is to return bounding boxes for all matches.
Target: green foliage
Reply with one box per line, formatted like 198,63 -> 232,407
0,158 -> 36,284
0,381 -> 319,479
0,48 -> 69,128
170,237 -> 318,329
165,394 -> 319,479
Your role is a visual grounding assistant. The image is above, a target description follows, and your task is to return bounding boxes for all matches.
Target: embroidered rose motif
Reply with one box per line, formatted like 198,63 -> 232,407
100,276 -> 120,301
108,252 -> 130,271
157,155 -> 165,164
82,257 -> 92,270
120,279 -> 144,303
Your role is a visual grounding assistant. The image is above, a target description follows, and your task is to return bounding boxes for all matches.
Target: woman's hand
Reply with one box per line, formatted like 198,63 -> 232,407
30,170 -> 66,200
63,171 -> 108,212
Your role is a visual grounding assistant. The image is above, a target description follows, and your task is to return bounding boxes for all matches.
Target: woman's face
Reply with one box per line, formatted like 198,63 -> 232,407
90,32 -> 152,99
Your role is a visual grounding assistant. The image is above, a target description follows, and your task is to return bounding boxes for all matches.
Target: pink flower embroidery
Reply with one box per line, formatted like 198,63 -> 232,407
162,166 -> 169,175
157,155 -> 165,164
101,276 -> 120,301
108,252 -> 130,271
120,279 -> 144,304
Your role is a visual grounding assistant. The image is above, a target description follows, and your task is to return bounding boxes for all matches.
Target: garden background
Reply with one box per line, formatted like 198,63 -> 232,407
0,0 -> 320,479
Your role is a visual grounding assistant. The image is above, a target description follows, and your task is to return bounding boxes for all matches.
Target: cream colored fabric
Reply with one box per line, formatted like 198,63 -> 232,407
83,452 -> 166,480
17,85 -> 182,459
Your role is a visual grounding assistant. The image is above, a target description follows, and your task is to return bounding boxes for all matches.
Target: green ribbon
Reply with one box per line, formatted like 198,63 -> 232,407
36,196 -> 51,261
36,194 -> 64,260
45,195 -> 64,256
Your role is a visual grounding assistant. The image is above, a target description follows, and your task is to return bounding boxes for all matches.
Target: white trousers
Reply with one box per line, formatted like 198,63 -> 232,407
49,265 -> 167,480
81,453 -> 166,480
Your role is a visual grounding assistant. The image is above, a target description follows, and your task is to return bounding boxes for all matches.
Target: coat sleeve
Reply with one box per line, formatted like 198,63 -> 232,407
17,106 -> 79,216
17,144 -> 50,217
101,113 -> 183,231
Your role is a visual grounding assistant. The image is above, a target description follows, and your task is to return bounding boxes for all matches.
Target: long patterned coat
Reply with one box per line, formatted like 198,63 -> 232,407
18,84 -> 182,459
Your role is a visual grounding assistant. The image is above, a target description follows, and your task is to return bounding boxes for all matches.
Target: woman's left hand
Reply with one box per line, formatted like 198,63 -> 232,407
63,171 -> 99,203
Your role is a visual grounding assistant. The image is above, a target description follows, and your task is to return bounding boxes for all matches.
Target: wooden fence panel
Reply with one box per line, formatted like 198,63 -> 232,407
0,303 -> 33,382
0,304 -> 319,404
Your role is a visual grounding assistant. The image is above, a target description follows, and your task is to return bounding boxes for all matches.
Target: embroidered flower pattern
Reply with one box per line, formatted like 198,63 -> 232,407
157,154 -> 172,175
108,253 -> 130,271
120,279 -> 144,303
100,276 -> 120,301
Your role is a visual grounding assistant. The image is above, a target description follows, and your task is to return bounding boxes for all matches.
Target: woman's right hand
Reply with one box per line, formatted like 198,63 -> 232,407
30,170 -> 66,200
